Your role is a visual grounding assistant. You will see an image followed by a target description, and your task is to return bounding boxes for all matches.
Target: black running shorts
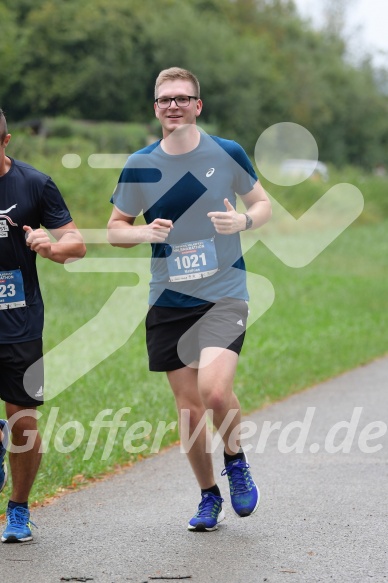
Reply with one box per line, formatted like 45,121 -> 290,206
146,297 -> 248,372
0,339 -> 44,407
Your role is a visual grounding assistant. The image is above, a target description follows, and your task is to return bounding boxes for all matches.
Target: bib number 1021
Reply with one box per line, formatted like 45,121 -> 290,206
0,283 -> 16,298
174,253 -> 207,271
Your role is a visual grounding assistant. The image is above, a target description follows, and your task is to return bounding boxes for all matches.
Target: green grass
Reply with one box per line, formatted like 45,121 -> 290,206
240,221 -> 387,408
1,129 -> 387,513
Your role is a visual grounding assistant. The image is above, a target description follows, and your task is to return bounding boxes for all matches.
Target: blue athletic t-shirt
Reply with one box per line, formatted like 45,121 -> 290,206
112,132 -> 258,307
0,158 -> 72,343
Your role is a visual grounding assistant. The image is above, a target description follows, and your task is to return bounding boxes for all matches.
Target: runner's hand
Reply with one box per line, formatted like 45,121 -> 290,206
207,198 -> 245,234
23,226 -> 53,258
143,218 -> 173,243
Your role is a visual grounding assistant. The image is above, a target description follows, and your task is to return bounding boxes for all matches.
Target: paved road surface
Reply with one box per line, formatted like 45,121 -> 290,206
1,357 -> 387,582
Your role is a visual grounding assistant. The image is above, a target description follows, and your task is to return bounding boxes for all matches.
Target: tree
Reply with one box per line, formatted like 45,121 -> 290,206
2,0 -> 388,167
0,5 -> 26,107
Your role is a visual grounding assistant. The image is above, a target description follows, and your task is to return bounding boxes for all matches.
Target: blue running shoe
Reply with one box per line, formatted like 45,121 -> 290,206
188,492 -> 225,531
0,419 -> 9,493
1,506 -> 36,543
221,458 -> 260,517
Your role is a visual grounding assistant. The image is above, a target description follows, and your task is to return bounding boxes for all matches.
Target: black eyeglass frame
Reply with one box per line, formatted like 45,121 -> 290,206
154,96 -> 199,109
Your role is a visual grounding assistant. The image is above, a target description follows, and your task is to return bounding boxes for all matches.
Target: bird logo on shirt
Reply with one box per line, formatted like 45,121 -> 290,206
0,204 -> 18,226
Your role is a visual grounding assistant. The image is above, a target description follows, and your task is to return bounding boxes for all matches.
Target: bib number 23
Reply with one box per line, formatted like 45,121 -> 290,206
0,269 -> 26,310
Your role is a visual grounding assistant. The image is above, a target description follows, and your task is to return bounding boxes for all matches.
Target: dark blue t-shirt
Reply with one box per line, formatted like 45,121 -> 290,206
0,158 -> 72,343
112,133 -> 258,307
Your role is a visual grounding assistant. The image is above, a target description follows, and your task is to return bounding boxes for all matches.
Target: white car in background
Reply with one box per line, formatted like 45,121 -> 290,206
280,159 -> 329,182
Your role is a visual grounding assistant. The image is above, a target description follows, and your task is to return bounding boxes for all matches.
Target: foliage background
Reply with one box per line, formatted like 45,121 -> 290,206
2,0 -> 388,168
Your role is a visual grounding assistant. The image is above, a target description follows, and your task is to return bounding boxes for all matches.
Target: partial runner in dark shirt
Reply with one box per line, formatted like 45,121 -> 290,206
0,158 -> 74,343
0,108 -> 86,544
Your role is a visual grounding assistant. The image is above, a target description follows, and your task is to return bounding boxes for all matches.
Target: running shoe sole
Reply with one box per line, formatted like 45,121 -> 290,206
187,508 -> 225,531
1,532 -> 33,543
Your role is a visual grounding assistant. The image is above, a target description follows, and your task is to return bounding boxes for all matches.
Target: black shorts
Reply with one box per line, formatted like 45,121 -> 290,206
146,297 -> 248,372
0,339 -> 44,407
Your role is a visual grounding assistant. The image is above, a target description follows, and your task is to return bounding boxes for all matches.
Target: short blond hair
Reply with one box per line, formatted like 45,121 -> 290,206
0,109 -> 8,144
154,67 -> 200,99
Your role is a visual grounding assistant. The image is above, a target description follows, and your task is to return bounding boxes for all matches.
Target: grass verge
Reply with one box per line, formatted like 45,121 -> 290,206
1,134 -> 387,514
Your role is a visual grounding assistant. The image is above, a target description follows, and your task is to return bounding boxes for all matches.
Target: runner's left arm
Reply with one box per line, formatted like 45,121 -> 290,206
207,181 -> 271,234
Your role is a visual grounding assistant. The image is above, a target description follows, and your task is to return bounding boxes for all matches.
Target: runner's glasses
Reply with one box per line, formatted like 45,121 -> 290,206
155,96 -> 198,109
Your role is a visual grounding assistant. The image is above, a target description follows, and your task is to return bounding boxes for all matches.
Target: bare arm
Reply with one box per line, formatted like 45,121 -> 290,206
107,206 -> 173,248
23,221 -> 86,264
207,181 -> 272,234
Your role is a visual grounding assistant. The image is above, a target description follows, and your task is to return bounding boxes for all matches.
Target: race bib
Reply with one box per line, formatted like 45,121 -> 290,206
0,269 -> 26,309
166,238 -> 219,282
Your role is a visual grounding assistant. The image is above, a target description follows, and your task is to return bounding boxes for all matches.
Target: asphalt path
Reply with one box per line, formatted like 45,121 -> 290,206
1,357 -> 387,583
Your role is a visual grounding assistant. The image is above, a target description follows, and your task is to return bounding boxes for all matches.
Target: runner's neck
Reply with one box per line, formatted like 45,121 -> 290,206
161,126 -> 201,155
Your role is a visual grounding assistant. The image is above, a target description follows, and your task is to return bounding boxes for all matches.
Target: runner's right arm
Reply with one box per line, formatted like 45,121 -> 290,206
107,207 -> 173,248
